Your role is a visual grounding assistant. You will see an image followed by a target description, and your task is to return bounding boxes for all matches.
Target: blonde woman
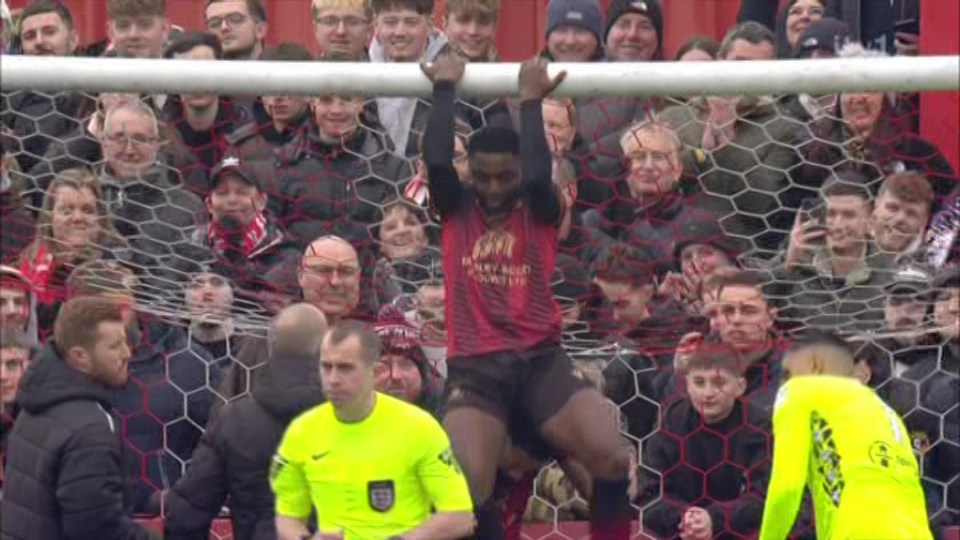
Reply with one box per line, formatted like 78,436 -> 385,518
18,168 -> 127,331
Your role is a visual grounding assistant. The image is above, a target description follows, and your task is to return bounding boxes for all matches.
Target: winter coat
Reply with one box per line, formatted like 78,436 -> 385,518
270,126 -> 411,249
0,90 -> 88,173
223,100 -> 311,166
801,111 -> 956,208
95,163 -> 213,289
191,215 -> 301,296
659,97 -> 806,256
163,97 -> 253,193
825,0 -> 918,54
639,399 -> 771,539
771,247 -> 896,334
112,319 -> 220,514
0,343 -> 157,540
163,351 -> 324,540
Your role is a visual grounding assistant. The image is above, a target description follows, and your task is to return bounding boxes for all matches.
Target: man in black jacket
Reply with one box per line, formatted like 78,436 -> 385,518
0,295 -> 157,540
163,303 -> 328,540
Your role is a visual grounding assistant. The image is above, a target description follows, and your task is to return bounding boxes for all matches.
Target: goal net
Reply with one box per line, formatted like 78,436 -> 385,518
1,54 -> 958,539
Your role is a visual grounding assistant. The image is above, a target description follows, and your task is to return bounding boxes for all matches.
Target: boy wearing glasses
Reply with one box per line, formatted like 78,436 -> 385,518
205,0 -> 268,60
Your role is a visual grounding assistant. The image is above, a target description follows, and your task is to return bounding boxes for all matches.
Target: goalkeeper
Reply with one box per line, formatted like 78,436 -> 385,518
758,333 -> 932,540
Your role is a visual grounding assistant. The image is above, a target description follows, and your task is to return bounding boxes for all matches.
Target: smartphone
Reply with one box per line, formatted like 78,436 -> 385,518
799,197 -> 827,244
894,18 -> 919,36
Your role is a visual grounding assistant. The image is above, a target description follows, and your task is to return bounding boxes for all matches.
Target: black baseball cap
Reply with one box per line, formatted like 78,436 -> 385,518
795,17 -> 852,59
210,156 -> 264,192
885,264 -> 934,297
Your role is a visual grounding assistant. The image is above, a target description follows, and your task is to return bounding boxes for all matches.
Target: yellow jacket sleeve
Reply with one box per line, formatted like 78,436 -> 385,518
270,419 -> 313,520
759,382 -> 811,540
416,416 -> 474,513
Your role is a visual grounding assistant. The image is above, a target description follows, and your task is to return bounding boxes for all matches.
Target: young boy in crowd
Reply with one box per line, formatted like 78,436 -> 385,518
639,349 -> 771,539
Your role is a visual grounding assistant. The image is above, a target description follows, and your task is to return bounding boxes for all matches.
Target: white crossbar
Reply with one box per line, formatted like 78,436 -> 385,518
1,55 -> 957,97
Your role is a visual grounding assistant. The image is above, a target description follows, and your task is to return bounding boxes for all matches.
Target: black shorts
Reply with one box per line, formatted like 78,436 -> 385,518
443,342 -> 590,459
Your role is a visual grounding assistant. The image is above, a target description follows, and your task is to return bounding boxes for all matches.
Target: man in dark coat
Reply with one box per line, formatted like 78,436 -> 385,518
163,303 -> 327,540
0,296 -> 157,540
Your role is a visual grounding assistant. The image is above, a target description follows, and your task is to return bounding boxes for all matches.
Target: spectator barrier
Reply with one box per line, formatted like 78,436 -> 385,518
2,53 -> 958,538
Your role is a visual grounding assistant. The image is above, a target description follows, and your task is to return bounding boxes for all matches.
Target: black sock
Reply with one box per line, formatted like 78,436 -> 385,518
473,499 -> 504,540
591,478 -> 631,540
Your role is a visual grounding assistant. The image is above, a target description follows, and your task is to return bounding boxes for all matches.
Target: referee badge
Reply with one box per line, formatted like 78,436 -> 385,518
368,480 -> 395,512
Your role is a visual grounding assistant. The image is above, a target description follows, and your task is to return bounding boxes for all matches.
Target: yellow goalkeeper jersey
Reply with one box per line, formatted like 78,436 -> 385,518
270,392 -> 473,539
758,375 -> 931,540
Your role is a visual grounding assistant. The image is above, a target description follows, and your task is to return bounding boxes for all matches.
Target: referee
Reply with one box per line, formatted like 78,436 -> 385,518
271,321 -> 475,540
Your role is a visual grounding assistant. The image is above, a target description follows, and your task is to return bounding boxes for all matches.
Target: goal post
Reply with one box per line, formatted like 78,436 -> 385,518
1,54 -> 958,97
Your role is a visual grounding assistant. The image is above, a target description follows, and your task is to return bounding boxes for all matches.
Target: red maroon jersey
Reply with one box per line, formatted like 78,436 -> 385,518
442,199 -> 561,358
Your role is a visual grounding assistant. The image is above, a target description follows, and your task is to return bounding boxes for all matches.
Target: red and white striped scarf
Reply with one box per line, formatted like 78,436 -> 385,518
207,213 -> 267,259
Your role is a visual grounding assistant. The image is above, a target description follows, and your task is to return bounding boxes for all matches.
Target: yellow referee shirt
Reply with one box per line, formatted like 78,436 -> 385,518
758,376 -> 932,540
270,393 -> 473,538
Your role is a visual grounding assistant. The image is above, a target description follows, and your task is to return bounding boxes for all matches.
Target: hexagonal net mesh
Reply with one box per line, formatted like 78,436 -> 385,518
0,77 -> 957,539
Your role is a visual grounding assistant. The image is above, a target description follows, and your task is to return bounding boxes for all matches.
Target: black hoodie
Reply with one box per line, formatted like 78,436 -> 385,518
163,352 -> 324,540
0,343 -> 155,540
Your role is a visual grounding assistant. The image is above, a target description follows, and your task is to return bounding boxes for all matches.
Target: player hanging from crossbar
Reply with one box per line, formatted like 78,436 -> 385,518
420,54 -> 633,540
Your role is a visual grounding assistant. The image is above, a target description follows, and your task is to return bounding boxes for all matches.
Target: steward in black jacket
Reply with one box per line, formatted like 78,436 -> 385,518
163,349 -> 324,540
0,343 -> 156,540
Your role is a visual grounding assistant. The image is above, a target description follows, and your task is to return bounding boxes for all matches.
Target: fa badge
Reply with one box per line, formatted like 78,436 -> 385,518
368,480 -> 395,512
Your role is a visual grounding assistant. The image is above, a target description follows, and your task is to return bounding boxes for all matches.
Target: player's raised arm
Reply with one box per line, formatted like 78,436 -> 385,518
420,54 -> 467,218
758,381 -> 811,540
517,57 -> 567,225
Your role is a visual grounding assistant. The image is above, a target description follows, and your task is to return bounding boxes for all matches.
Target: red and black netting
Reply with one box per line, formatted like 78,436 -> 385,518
0,77 -> 957,538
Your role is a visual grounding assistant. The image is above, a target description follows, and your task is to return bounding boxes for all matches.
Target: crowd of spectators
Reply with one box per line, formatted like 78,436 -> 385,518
0,0 -> 957,538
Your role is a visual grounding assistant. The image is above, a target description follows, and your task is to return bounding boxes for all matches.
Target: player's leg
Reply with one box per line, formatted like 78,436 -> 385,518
524,347 -> 633,539
442,354 -> 516,540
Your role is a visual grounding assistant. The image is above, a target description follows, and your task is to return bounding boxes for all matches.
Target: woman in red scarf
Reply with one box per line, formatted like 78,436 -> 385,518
17,168 -> 127,334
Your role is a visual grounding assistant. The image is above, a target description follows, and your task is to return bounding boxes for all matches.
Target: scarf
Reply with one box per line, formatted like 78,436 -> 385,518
207,213 -> 267,260
19,244 -> 66,304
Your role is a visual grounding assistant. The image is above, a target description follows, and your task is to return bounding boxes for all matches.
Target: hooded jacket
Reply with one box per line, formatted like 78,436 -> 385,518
163,351 -> 324,540
0,343 -> 156,540
639,398 -> 771,539
370,31 -> 512,158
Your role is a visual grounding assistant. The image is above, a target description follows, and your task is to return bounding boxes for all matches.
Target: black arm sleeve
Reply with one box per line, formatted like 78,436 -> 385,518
422,81 -> 466,217
519,99 -> 562,224
163,418 -> 229,540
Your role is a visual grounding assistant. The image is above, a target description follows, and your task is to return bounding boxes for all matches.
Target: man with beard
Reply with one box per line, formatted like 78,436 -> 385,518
204,0 -> 267,60
373,308 -> 444,415
1,296 -> 158,540
184,272 -> 240,371
2,0 -> 86,173
422,54 -> 632,539
66,260 -> 220,516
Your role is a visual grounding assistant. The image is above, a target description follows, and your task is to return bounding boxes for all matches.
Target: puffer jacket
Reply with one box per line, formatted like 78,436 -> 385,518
0,343 -> 157,540
96,163 -> 213,289
270,125 -> 411,249
112,318 -> 220,515
639,398 -> 771,539
163,351 -> 324,540
224,98 -> 311,165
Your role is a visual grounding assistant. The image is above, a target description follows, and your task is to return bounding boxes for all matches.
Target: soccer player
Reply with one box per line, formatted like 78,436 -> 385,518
420,54 -> 633,539
270,321 -> 474,540
758,333 -> 932,540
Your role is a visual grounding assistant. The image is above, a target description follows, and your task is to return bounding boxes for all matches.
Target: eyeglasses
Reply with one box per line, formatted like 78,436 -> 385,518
302,265 -> 361,280
315,15 -> 368,30
625,150 -> 673,168
104,133 -> 158,148
206,13 -> 248,30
